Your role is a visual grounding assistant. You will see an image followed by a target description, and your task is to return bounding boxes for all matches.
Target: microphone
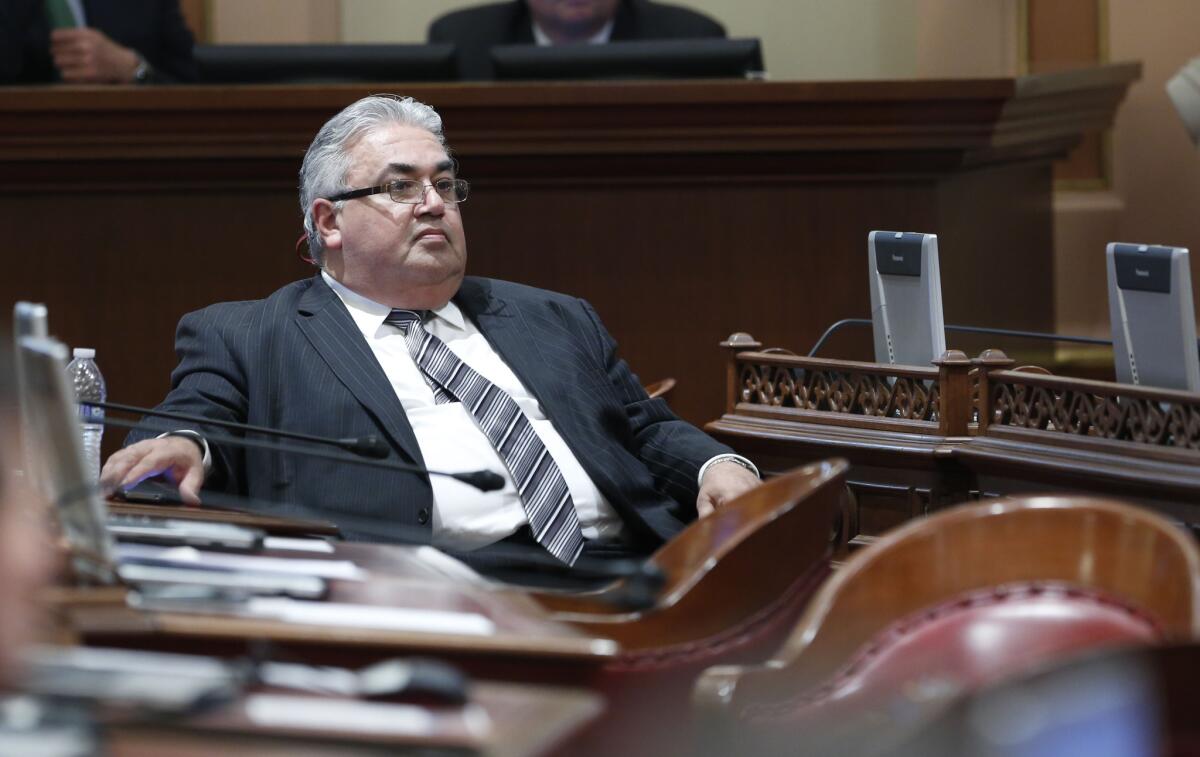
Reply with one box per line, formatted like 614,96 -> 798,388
90,400 -> 391,459
92,406 -> 506,493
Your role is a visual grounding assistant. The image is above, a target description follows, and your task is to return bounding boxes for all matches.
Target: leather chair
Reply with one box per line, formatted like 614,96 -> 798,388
693,495 -> 1200,757
536,459 -> 849,757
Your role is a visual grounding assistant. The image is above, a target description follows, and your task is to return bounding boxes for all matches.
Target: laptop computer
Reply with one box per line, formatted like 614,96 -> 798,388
15,335 -> 325,598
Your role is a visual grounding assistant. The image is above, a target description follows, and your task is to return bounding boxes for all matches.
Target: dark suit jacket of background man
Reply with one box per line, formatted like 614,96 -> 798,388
428,0 -> 726,80
0,0 -> 196,84
129,275 -> 733,553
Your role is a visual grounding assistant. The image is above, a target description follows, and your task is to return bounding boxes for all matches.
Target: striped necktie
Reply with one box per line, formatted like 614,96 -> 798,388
385,309 -> 585,566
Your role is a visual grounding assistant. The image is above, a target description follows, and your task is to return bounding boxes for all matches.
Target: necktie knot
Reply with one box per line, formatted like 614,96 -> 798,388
385,308 -> 424,333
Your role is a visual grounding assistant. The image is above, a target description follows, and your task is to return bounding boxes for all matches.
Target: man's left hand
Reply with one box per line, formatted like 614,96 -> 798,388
697,462 -> 761,518
50,28 -> 140,83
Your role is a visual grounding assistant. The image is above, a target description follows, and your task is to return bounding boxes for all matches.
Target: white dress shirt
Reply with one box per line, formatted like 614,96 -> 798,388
63,0 -> 86,25
532,20 -> 615,46
322,272 -> 626,551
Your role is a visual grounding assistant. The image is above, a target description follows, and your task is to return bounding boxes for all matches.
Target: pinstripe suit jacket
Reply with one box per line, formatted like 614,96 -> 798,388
133,275 -> 732,551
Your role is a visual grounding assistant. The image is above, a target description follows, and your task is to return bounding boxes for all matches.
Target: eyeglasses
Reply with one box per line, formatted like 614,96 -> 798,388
325,178 -> 469,205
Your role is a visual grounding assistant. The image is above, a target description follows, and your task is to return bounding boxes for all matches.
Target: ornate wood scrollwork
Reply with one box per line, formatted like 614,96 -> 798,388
989,379 -> 1200,449
739,363 -> 940,422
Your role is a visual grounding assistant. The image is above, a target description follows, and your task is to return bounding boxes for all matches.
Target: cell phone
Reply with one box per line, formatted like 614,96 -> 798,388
117,478 -> 186,505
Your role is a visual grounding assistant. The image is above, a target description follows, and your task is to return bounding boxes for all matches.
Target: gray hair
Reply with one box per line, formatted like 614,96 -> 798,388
299,95 -> 446,266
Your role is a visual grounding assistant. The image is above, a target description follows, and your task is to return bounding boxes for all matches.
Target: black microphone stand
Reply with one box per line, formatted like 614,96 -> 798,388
87,403 -> 504,492
91,400 -> 391,459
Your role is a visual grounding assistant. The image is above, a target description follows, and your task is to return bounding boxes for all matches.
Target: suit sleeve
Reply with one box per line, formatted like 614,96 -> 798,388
144,0 -> 197,82
124,307 -> 247,492
578,298 -> 733,511
0,0 -> 41,83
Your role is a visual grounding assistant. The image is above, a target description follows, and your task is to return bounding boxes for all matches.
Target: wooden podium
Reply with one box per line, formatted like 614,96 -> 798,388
0,64 -> 1138,430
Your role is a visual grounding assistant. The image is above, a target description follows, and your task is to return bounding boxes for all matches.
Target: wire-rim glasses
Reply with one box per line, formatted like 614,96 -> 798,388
326,178 -> 469,205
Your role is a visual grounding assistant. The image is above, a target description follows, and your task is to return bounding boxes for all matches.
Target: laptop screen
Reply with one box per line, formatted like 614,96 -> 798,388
16,336 -> 115,584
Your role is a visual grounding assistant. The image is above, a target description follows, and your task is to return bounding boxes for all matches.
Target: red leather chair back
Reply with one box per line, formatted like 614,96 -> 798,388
694,495 -> 1200,756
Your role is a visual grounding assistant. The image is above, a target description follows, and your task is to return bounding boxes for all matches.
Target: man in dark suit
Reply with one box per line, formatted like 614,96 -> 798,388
0,0 -> 196,84
429,0 -> 726,80
101,94 -> 759,570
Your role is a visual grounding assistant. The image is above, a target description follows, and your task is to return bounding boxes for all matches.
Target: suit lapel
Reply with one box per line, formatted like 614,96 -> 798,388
456,279 -> 576,435
294,277 -> 425,466
610,0 -> 639,41
507,2 -> 537,44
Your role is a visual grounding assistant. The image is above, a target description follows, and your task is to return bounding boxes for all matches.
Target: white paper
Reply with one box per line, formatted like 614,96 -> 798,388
262,536 -> 336,553
115,543 -> 365,580
245,694 -> 434,735
245,598 -> 495,636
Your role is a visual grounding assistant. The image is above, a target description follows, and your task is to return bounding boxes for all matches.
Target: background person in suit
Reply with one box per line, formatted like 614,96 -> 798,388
428,0 -> 726,79
99,94 -> 759,572
0,0 -> 196,84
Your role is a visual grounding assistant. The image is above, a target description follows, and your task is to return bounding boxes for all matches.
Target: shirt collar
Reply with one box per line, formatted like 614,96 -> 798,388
320,271 -> 466,335
532,19 -> 615,46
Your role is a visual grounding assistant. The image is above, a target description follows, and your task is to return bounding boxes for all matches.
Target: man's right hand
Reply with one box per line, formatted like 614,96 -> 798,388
100,437 -> 205,505
49,27 -> 140,84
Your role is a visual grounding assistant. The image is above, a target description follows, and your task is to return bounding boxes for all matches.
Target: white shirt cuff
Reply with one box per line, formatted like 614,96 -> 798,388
156,429 -> 212,474
697,453 -> 760,486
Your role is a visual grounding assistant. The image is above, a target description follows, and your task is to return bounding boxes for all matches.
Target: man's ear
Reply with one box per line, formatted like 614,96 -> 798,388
312,199 -> 342,251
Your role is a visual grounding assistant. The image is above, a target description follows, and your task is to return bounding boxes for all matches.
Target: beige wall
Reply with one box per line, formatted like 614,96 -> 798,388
1110,1 -> 1200,261
1054,0 -> 1200,338
209,0 -> 339,43
914,0 -> 1018,78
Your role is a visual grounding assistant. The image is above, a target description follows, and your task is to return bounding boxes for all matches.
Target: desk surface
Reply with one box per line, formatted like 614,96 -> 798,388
105,681 -> 602,757
56,537 -> 618,681
108,501 -> 340,537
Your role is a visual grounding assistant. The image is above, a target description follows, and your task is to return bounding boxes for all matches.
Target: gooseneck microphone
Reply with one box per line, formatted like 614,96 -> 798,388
92,400 -> 392,459
88,401 -> 506,493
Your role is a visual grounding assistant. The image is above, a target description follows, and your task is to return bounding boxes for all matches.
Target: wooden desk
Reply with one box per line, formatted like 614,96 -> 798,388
0,65 -> 1137,432
706,336 -> 1200,547
105,682 -> 602,757
56,540 -> 617,686
108,501 -> 340,537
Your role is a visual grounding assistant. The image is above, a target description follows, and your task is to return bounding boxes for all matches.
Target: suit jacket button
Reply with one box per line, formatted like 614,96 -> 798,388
417,508 -> 430,525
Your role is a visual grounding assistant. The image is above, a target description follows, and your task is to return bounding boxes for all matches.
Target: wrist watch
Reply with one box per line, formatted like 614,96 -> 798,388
132,55 -> 151,84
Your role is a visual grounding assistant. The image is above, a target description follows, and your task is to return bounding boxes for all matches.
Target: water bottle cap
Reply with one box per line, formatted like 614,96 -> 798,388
72,348 -> 96,359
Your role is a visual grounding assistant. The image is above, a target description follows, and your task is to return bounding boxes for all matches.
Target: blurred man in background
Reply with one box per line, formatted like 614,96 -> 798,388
0,0 -> 196,84
429,0 -> 725,79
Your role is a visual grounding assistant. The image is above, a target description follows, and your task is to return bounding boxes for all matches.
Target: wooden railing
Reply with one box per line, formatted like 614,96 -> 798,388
708,334 -> 1200,544
720,333 -> 975,437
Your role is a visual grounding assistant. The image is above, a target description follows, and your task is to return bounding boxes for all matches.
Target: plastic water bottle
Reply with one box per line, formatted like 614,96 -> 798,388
66,348 -> 106,483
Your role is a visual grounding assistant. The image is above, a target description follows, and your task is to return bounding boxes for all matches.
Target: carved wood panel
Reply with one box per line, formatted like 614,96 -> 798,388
739,363 -> 941,422
989,379 -> 1200,449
